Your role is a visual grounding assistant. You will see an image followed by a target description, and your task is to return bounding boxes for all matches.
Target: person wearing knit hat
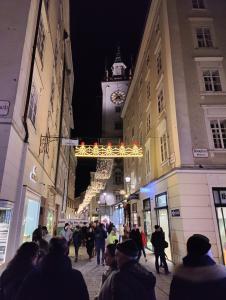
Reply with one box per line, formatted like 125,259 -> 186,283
169,234 -> 226,300
98,239 -> 156,300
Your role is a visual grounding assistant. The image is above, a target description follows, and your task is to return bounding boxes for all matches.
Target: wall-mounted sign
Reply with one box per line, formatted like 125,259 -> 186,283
30,166 -> 38,183
193,148 -> 208,158
0,100 -> 10,117
62,138 -> 78,146
171,208 -> 180,217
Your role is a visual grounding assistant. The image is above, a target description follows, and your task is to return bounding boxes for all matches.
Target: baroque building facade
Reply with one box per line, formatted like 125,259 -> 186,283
0,0 -> 75,266
122,0 -> 226,264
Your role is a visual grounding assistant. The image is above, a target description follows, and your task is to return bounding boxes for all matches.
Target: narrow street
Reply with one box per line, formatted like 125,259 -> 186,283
70,246 -> 172,300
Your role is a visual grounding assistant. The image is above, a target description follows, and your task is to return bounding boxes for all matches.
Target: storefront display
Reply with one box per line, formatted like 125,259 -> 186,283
0,205 -> 12,264
143,198 -> 152,250
213,188 -> 226,265
22,195 -> 40,242
155,193 -> 172,260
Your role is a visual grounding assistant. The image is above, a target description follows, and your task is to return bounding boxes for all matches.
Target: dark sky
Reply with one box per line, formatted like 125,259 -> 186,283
70,0 -> 150,196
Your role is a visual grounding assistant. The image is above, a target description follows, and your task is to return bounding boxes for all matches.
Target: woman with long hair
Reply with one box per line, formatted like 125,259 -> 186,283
0,242 -> 39,300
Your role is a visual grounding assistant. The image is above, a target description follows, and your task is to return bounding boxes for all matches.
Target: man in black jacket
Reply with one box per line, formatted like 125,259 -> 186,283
151,225 -> 169,274
98,239 -> 156,300
16,237 -> 89,300
169,234 -> 226,300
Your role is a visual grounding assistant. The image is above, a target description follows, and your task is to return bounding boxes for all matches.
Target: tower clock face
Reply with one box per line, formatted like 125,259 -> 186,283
110,90 -> 126,105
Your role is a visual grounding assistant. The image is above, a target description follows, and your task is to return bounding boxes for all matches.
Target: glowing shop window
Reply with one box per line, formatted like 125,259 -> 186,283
23,199 -> 40,242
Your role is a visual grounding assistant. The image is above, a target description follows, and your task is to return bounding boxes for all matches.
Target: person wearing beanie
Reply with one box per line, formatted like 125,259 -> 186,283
169,234 -> 226,300
98,239 -> 156,300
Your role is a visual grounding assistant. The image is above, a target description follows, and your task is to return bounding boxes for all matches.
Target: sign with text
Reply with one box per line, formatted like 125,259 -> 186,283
193,148 -> 208,158
62,138 -> 78,146
0,100 -> 10,117
171,208 -> 180,217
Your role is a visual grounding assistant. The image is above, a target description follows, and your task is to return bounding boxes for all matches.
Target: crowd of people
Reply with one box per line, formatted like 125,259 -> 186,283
1,221 -> 226,300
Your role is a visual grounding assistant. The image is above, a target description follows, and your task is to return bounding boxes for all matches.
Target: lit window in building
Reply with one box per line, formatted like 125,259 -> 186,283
160,133 -> 168,162
28,84 -> 38,126
115,106 -> 121,113
157,90 -> 164,114
156,51 -> 162,75
37,18 -> 45,64
210,119 -> 226,149
203,70 -> 222,92
192,0 -> 205,9
196,27 -> 213,48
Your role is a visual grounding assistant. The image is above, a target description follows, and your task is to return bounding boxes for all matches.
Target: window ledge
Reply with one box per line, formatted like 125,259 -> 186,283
200,92 -> 226,96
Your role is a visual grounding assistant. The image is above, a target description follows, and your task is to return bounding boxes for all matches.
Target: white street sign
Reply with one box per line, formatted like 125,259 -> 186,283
193,148 -> 208,158
61,138 -> 79,146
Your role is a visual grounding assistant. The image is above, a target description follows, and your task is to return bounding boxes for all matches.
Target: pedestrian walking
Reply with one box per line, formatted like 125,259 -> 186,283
169,234 -> 226,300
60,223 -> 73,247
81,222 -> 88,246
98,239 -> 156,300
141,229 -> 148,262
129,226 -> 142,261
73,225 -> 82,262
42,226 -> 52,242
151,225 -> 169,274
106,227 -> 118,245
0,242 -> 39,300
16,237 -> 89,300
102,244 -> 118,284
94,223 -> 107,266
86,226 -> 95,260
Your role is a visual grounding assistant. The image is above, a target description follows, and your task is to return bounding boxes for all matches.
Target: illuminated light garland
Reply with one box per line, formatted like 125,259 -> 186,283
95,159 -> 113,180
74,143 -> 143,158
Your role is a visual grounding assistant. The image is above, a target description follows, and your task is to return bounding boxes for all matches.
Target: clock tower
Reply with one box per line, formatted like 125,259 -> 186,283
101,47 -> 130,138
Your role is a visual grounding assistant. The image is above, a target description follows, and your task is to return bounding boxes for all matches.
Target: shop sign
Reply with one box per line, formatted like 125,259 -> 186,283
193,148 -> 208,158
30,166 -> 38,183
0,100 -> 10,117
62,138 -> 79,146
171,208 -> 180,217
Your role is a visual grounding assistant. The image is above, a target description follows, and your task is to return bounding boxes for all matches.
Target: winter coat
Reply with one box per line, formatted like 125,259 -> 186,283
94,227 -> 107,247
98,260 -> 156,300
60,228 -> 73,242
151,231 -> 165,253
169,255 -> 226,300
86,231 -> 95,248
106,231 -> 118,245
16,254 -> 89,300
129,229 -> 142,250
0,263 -> 35,300
72,229 -> 82,247
141,231 -> 147,247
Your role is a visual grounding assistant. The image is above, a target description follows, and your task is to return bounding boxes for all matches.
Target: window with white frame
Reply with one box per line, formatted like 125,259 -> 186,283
160,133 -> 168,162
196,27 -> 213,48
157,89 -> 164,114
37,18 -> 45,64
192,0 -> 205,9
28,84 -> 38,126
146,113 -> 151,134
156,51 -> 162,75
203,70 -> 222,92
210,119 -> 226,149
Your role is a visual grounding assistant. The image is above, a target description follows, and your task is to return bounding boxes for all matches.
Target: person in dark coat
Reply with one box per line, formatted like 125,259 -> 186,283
0,242 -> 39,300
151,225 -> 169,274
169,234 -> 226,300
98,239 -> 156,300
129,227 -> 143,260
94,223 -> 107,265
86,226 -> 95,260
72,225 -> 82,262
32,224 -> 43,242
16,237 -> 89,300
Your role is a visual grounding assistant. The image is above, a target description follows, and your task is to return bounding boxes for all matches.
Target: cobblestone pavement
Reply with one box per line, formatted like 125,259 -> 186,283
70,246 -> 173,300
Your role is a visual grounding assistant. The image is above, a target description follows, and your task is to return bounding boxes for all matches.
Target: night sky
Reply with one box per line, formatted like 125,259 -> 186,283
70,0 -> 151,196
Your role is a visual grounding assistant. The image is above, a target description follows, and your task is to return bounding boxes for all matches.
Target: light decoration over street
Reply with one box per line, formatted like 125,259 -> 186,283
74,142 -> 143,158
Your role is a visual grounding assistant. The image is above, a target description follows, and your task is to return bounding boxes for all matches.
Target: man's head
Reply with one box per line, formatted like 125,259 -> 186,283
49,237 -> 69,256
105,244 -> 116,267
116,239 -> 138,269
154,225 -> 160,231
187,234 -> 211,257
